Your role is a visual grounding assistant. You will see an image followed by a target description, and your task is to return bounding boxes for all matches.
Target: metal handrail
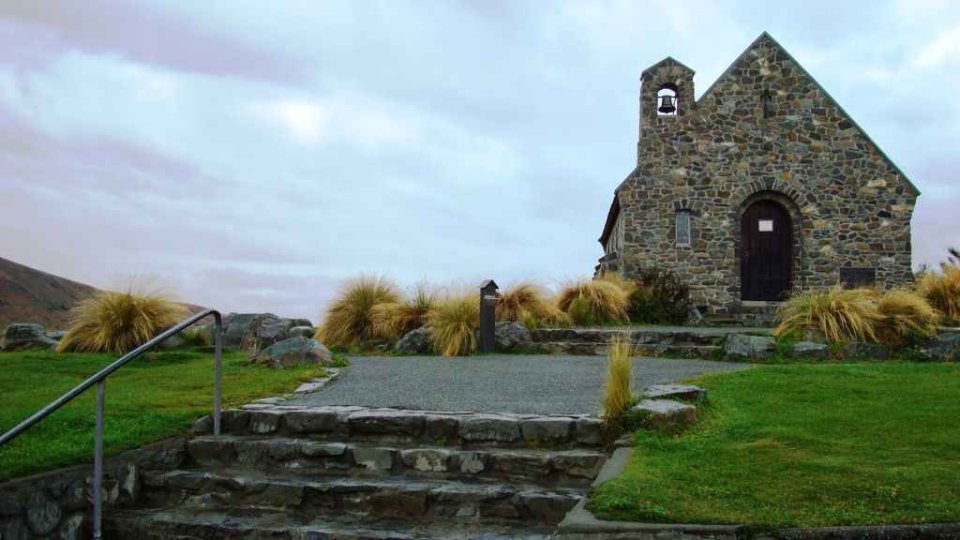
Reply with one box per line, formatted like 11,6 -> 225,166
0,309 -> 223,539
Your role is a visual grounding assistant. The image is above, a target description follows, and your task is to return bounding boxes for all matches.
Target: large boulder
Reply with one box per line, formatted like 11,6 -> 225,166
222,313 -> 260,349
0,323 -> 57,352
395,327 -> 431,354
629,399 -> 697,435
792,340 -> 829,359
253,337 -> 333,368
723,333 -> 776,360
917,331 -> 960,362
494,321 -> 532,352
288,326 -> 317,339
241,314 -> 294,352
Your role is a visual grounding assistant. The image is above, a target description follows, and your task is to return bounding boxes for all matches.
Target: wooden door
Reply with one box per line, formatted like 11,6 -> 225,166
741,200 -> 792,301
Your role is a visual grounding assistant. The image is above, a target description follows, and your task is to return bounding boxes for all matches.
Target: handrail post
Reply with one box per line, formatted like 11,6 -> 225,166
213,312 -> 223,436
93,379 -> 105,539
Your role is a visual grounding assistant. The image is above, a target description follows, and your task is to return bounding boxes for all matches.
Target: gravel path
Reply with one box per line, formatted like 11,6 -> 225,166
290,355 -> 750,415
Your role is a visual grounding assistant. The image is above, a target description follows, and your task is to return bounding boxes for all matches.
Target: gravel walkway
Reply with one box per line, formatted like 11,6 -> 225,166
290,355 -> 750,415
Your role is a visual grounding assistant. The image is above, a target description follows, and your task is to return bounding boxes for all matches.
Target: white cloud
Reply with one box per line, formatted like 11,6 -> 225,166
913,21 -> 960,68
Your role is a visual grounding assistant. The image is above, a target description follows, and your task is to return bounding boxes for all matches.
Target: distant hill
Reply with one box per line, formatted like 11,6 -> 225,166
0,257 -> 99,329
0,257 -> 205,330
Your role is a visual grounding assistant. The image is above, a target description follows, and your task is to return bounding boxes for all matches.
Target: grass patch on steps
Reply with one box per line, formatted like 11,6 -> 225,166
0,348 -> 319,481
587,363 -> 960,528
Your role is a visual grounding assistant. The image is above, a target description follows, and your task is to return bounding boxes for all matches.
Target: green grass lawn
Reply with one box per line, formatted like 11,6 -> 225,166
0,348 -> 320,481
589,363 -> 960,529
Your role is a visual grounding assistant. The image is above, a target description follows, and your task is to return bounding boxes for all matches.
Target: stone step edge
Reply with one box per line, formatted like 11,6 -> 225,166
193,407 -> 605,447
146,468 -> 587,497
186,436 -> 606,482
104,507 -> 557,539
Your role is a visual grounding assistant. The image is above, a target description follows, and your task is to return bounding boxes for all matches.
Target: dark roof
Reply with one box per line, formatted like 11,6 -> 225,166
598,195 -> 621,247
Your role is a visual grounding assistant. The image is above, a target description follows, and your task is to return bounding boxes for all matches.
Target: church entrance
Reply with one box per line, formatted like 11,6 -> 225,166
740,199 -> 793,301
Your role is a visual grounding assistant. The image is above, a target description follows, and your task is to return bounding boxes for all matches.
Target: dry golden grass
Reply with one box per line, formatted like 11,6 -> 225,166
774,287 -> 882,343
876,289 -> 939,344
597,272 -> 637,296
370,287 -> 435,341
56,289 -> 187,354
557,279 -> 630,326
602,335 -> 633,428
317,275 -> 400,348
427,293 -> 480,357
497,282 -> 571,328
917,263 -> 960,325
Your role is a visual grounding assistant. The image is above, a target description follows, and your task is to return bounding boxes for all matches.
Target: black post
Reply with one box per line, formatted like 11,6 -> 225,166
479,280 -> 499,354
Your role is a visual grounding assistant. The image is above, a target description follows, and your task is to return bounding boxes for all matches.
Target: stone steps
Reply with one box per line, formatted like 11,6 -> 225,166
187,436 -> 605,487
105,507 -> 555,539
138,469 -> 582,525
529,327 -> 771,357
196,406 -> 604,448
535,341 -> 720,359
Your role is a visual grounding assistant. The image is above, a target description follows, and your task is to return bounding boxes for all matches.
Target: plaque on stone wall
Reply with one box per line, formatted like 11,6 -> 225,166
839,268 -> 876,289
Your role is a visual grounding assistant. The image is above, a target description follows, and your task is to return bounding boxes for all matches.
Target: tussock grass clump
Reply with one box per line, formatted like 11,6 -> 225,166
557,279 -> 630,326
57,289 -> 187,354
773,287 -> 882,343
602,336 -> 633,428
317,275 -> 400,348
370,287 -> 435,341
427,293 -> 480,357
917,258 -> 960,325
497,282 -> 571,328
597,272 -> 637,296
876,289 -> 939,344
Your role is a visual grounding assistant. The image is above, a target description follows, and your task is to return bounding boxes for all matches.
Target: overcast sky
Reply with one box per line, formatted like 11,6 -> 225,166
1,0 -> 958,320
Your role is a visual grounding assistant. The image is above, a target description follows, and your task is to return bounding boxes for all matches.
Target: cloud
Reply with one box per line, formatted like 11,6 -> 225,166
913,21 -> 960,68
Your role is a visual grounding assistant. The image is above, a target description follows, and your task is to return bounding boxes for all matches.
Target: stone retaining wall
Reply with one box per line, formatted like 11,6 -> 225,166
0,438 -> 186,540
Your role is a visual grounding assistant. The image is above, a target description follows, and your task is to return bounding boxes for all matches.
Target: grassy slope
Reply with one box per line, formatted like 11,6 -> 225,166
589,363 -> 960,528
0,348 -> 319,481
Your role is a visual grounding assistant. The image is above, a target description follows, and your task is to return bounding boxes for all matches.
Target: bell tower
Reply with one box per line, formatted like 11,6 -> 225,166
638,57 -> 695,146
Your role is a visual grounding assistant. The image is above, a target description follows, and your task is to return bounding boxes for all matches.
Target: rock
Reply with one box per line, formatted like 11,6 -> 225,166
630,399 -> 697,434
723,333 -> 776,360
45,331 -> 65,342
57,512 -> 85,540
253,337 -> 333,368
399,449 -> 450,472
284,410 -> 342,434
519,417 -> 573,444
842,342 -> 890,360
0,323 -> 57,352
575,417 -> 603,446
351,447 -> 395,471
917,331 -> 960,362
460,414 -> 521,443
0,518 -> 29,540
347,411 -> 425,437
687,306 -> 704,326
423,414 -> 461,441
300,442 -> 347,458
792,340 -> 829,359
222,313 -> 260,349
240,314 -> 294,353
395,327 -> 432,354
248,410 -> 284,434
157,332 -> 186,350
24,491 -> 60,535
643,384 -> 707,402
288,326 -> 316,339
494,321 -> 533,352
550,451 -> 605,479
458,452 -> 486,474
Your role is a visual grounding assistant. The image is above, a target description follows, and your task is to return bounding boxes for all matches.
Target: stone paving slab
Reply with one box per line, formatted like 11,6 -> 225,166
288,355 -> 749,416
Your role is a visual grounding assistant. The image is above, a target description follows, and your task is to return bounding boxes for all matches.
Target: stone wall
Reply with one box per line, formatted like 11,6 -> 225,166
610,33 -> 917,313
0,438 -> 186,539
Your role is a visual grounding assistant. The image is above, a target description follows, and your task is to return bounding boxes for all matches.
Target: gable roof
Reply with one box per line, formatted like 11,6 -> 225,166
600,32 -> 921,246
699,31 -> 919,195
641,56 -> 695,79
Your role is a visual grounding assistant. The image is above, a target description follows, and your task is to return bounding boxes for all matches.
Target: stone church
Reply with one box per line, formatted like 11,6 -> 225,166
597,32 -> 918,317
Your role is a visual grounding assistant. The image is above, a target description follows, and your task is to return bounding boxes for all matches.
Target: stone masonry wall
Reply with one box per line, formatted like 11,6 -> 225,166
0,438 -> 186,540
615,34 -> 917,312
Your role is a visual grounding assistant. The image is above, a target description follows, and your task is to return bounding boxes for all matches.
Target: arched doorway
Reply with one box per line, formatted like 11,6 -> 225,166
741,199 -> 793,301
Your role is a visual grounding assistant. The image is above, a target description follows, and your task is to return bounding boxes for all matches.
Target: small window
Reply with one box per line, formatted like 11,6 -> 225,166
676,210 -> 691,247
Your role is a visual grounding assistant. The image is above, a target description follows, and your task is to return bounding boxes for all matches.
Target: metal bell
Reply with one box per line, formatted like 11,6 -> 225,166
658,95 -> 676,114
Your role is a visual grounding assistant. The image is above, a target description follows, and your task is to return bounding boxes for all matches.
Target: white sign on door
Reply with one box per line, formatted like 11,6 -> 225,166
758,220 -> 774,232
